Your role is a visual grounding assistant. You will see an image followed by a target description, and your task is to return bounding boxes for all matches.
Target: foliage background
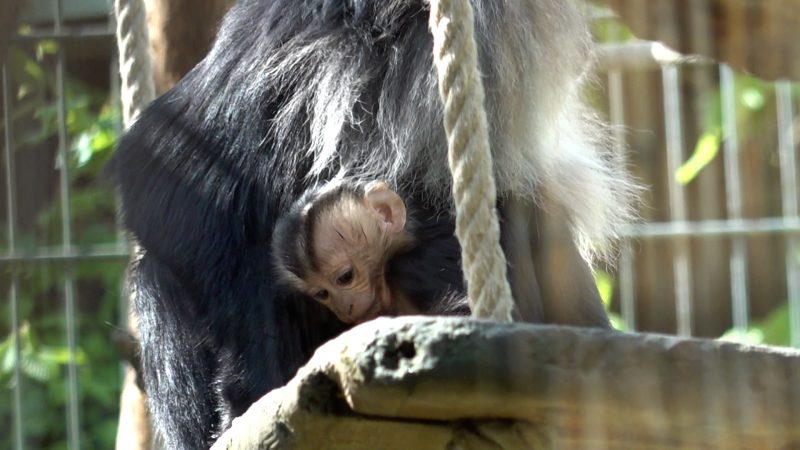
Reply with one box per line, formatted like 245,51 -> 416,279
1,35 -> 125,448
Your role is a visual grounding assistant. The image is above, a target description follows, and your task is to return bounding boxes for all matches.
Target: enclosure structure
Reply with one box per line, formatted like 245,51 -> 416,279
2,0 -> 800,449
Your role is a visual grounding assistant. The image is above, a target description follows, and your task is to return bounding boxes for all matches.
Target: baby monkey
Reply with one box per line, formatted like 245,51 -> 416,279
272,180 -> 468,324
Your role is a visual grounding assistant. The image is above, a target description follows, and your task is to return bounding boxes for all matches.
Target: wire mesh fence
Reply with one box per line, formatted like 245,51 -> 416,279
0,1 -> 798,449
2,1 -> 127,448
595,31 -> 800,346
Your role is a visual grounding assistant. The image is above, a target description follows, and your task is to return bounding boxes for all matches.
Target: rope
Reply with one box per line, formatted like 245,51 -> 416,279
114,0 -> 155,126
429,0 -> 514,322
112,2 -> 155,448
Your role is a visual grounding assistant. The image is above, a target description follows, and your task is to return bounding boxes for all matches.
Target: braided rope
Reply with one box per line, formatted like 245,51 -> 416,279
429,0 -> 514,322
114,0 -> 155,126
112,2 -> 155,447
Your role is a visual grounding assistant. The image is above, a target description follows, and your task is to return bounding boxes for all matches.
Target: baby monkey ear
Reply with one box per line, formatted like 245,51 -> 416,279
364,181 -> 407,234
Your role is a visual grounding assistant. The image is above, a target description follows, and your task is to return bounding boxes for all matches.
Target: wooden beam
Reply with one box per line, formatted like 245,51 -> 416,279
603,0 -> 800,80
212,317 -> 800,449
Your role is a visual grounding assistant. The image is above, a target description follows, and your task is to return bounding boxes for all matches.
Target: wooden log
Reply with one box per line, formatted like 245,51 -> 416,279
213,317 -> 800,449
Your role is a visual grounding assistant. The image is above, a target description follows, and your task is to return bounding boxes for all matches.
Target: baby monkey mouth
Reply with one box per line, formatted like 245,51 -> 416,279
353,297 -> 383,324
351,280 -> 391,324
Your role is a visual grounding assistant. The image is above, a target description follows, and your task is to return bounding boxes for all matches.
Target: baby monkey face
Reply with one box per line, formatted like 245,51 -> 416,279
306,210 -> 388,323
303,182 -> 407,324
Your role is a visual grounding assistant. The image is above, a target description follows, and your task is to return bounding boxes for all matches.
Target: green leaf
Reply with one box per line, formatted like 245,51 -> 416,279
1,338 -> 15,375
73,133 -> 95,167
38,346 -> 88,366
757,303 -> 791,346
91,128 -> 116,152
741,87 -> 766,111
36,40 -> 59,59
593,271 -> 628,331
23,59 -> 45,84
20,354 -> 57,383
608,313 -> 629,332
594,270 -> 614,309
719,327 -> 765,345
0,324 -> 87,384
719,302 -> 790,347
71,125 -> 117,167
676,129 -> 721,185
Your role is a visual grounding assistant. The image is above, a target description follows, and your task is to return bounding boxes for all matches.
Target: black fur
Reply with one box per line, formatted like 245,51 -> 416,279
111,2 -> 447,447
110,0 -> 613,447
387,199 -> 469,316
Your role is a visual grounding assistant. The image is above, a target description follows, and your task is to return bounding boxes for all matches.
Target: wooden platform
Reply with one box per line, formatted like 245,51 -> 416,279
212,317 -> 800,449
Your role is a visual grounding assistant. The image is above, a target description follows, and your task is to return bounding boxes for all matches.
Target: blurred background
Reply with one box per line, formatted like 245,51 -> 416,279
0,0 -> 798,448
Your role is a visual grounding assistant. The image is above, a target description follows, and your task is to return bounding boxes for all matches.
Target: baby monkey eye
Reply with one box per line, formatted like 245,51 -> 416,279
313,289 -> 329,301
336,269 -> 354,286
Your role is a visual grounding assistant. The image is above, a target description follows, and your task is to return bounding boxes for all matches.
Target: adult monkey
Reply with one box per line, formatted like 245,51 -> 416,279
111,0 -> 637,447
